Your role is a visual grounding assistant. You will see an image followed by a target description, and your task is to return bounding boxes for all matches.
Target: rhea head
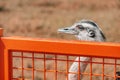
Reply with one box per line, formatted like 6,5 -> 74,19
58,20 -> 106,42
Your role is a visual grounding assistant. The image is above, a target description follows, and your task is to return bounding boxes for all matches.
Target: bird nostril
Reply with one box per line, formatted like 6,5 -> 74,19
64,28 -> 69,30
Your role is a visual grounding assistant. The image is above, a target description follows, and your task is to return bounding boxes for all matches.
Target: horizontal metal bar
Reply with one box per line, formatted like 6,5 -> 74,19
1,37 -> 120,58
12,55 -> 120,65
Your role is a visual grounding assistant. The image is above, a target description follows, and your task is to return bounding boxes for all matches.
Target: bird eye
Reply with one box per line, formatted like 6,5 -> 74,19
89,30 -> 95,38
76,25 -> 85,30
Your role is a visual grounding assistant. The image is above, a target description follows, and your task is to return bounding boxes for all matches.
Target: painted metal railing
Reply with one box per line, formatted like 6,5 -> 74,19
0,28 -> 120,80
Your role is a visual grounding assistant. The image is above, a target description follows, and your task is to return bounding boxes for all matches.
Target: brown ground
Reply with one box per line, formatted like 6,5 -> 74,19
0,0 -> 120,42
0,0 -> 120,80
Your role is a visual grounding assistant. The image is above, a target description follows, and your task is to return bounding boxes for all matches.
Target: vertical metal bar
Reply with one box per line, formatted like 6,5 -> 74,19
32,52 -> 35,80
114,59 -> 117,80
21,52 -> 24,80
44,54 -> 46,80
66,56 -> 69,80
9,51 -> 13,80
4,50 -> 12,80
78,57 -> 80,80
90,57 -> 92,80
102,58 -> 104,80
0,36 -> 4,80
55,55 -> 57,80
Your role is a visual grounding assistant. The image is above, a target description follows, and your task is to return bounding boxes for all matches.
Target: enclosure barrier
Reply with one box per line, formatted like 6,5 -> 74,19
0,28 -> 120,80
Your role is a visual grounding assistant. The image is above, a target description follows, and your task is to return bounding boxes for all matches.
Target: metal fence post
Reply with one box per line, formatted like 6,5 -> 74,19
0,28 -> 4,80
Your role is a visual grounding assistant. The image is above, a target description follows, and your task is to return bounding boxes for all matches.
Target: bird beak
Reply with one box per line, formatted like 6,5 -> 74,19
58,27 -> 77,35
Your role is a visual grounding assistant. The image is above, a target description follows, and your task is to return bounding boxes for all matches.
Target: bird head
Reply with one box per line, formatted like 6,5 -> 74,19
58,20 -> 106,42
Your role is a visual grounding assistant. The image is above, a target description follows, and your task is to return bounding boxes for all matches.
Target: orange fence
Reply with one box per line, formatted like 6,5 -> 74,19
0,28 -> 120,80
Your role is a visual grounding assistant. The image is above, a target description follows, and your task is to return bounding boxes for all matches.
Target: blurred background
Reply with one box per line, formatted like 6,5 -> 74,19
0,0 -> 120,42
0,0 -> 120,80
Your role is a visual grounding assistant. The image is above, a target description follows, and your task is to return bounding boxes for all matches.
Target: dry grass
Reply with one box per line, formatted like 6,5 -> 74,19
0,0 -> 120,42
0,0 -> 120,80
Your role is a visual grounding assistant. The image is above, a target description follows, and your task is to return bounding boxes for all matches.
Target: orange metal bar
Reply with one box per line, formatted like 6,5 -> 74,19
90,57 -> 92,80
55,55 -> 57,80
32,53 -> 35,80
21,52 -> 24,80
4,50 -> 13,80
1,37 -> 120,58
78,57 -> 80,80
66,56 -> 69,80
102,58 -> 104,80
44,54 -> 46,80
114,59 -> 117,79
11,55 -> 120,66
0,28 -> 4,80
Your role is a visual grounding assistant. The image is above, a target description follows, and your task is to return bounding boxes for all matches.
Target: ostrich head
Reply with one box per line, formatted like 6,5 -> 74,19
58,20 -> 106,42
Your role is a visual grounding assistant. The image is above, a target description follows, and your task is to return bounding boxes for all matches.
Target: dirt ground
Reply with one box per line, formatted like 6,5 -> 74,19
0,0 -> 120,42
0,0 -> 120,80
